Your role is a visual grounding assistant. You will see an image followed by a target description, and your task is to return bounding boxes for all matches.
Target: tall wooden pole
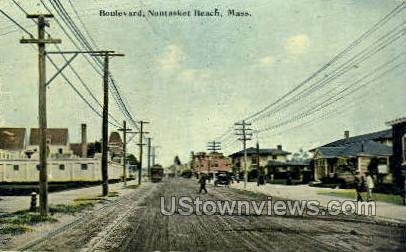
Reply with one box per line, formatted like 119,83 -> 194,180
147,137 -> 152,181
90,51 -> 124,196
101,53 -> 109,196
138,122 -> 144,185
137,121 -> 149,185
122,120 -> 127,186
38,16 -> 47,216
21,14 -> 61,216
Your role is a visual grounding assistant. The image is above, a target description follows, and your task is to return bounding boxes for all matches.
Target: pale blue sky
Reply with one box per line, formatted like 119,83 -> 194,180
0,0 -> 405,165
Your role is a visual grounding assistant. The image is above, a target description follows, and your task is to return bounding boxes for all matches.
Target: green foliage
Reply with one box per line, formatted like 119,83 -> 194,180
127,154 -> 138,165
0,225 -> 32,235
0,213 -> 57,225
49,201 -> 95,214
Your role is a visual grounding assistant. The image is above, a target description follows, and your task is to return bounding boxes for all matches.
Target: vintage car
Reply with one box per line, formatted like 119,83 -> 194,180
214,172 -> 230,187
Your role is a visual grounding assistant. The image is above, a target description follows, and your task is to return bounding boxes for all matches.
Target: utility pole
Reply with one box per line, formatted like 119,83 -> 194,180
91,51 -> 124,196
235,120 -> 252,189
136,121 -> 149,185
151,146 -> 160,166
256,141 -> 261,186
118,121 -> 136,187
207,141 -> 221,180
152,147 -> 156,166
147,137 -> 152,180
21,14 -> 61,216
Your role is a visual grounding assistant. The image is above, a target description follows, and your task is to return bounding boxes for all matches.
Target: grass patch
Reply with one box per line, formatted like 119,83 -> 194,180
0,212 -> 56,235
49,201 -> 95,214
108,191 -> 119,197
0,213 -> 57,225
126,184 -> 139,189
0,224 -> 32,235
318,190 -> 404,205
73,196 -> 102,202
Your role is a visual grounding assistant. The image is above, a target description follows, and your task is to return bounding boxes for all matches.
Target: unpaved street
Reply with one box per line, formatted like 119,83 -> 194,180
28,178 -> 405,251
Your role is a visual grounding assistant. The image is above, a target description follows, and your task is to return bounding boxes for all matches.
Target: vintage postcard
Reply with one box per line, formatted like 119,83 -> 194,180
0,0 -> 405,251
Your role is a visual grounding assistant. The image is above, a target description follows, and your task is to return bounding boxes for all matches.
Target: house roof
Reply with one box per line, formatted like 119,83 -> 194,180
386,117 -> 406,126
229,147 -> 291,158
0,128 -> 26,150
29,128 -> 69,146
316,140 -> 392,158
313,129 -> 392,150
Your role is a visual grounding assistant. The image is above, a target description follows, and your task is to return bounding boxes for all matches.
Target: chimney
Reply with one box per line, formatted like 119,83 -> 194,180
344,130 -> 350,141
277,145 -> 282,151
81,124 -> 87,158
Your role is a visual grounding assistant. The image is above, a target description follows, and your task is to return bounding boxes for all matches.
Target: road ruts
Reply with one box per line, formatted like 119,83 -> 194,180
23,179 -> 406,251
23,183 -> 157,251
116,179 -> 406,251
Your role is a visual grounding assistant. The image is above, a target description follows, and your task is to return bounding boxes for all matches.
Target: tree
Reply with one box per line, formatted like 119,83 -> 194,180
291,148 -> 309,162
127,154 -> 138,166
174,155 -> 182,166
87,141 -> 102,157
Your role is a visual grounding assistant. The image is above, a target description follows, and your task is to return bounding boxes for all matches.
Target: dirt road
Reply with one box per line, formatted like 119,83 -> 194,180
28,178 -> 405,251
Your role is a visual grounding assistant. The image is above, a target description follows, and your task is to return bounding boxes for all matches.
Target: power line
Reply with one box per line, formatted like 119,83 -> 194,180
243,1 -> 405,122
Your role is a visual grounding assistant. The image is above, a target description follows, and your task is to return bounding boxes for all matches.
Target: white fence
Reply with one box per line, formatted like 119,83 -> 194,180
0,158 -> 127,182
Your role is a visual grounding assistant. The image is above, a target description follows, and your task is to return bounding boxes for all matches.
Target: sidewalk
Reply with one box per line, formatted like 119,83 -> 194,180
0,180 -> 139,214
231,182 -> 406,224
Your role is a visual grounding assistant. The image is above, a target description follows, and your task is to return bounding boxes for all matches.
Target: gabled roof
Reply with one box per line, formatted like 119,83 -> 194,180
29,128 -> 69,145
316,140 -> 392,158
319,129 -> 392,148
0,128 -> 26,150
109,132 -> 122,145
229,147 -> 291,158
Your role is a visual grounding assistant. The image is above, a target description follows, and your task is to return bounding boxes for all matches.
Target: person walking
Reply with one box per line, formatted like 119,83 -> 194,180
198,174 -> 208,194
366,172 -> 375,201
354,177 -> 363,202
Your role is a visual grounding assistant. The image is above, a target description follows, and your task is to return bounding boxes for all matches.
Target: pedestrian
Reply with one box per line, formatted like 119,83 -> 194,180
366,172 -> 374,201
198,174 -> 208,194
354,177 -> 363,202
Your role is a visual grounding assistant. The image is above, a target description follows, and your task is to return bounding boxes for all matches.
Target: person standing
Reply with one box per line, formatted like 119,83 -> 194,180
366,172 -> 375,201
198,174 -> 208,194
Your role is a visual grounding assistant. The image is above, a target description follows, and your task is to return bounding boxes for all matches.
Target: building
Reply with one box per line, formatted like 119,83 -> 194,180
191,152 -> 232,175
108,131 -> 123,163
311,130 -> 393,184
0,157 -> 124,183
0,124 -> 131,183
0,128 -> 26,159
28,128 -> 73,159
229,145 -> 291,173
386,117 -> 406,190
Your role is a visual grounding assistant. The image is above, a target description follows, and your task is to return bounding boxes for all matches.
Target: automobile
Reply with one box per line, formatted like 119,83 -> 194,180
214,172 -> 230,187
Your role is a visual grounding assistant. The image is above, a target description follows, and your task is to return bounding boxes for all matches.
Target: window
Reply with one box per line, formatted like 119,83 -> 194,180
59,164 -> 65,170
36,165 -> 40,171
272,155 -> 277,160
58,148 -> 63,154
81,164 -> 88,170
13,165 -> 19,171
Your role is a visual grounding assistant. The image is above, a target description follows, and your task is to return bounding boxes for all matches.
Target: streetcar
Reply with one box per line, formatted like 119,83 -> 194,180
151,164 -> 164,182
